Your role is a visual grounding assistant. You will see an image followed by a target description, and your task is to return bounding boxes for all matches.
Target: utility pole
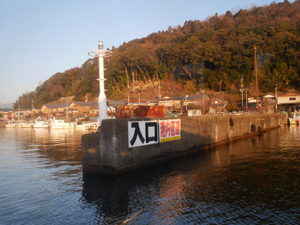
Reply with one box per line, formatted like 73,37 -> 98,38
158,81 -> 161,101
127,68 -> 130,105
202,89 -> 205,113
240,76 -> 244,110
185,95 -> 188,111
254,45 -> 259,112
275,83 -> 278,111
66,97 -> 69,121
138,90 -> 141,104
89,41 -> 112,126
18,102 -> 20,121
31,99 -> 34,120
245,87 -> 248,112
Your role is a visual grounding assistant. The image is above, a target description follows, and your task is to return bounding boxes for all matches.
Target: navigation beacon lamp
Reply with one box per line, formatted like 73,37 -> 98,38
88,41 -> 110,126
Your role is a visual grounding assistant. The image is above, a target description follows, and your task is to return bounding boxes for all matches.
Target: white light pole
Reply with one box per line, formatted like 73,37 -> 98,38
240,76 -> 244,111
185,95 -> 188,111
275,83 -> 278,111
245,87 -> 248,112
89,41 -> 111,126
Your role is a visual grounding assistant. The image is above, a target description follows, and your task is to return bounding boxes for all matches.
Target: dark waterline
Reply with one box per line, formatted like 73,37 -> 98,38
0,127 -> 299,224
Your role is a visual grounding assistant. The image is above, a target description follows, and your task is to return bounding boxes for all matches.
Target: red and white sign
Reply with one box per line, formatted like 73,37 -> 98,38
159,119 -> 181,142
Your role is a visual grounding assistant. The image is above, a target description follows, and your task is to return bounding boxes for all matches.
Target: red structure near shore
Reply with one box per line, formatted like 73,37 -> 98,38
116,106 -> 165,119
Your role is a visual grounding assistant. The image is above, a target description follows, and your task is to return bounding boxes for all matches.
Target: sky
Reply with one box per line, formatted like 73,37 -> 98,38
0,0 -> 286,104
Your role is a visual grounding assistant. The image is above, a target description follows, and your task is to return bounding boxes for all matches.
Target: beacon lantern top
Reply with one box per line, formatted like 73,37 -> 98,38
98,41 -> 103,50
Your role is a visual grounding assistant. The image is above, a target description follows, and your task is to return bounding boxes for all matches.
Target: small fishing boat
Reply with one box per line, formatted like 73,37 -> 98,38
75,121 -> 98,130
6,121 -> 33,128
17,121 -> 34,128
5,121 -> 17,128
50,118 -> 75,129
83,122 -> 98,130
289,111 -> 300,126
33,118 -> 50,128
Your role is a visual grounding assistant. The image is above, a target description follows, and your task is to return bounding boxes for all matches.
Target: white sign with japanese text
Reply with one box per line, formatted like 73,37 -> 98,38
128,121 -> 158,148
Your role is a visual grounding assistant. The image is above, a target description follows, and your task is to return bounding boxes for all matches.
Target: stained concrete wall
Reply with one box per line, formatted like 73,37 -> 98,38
82,114 -> 287,174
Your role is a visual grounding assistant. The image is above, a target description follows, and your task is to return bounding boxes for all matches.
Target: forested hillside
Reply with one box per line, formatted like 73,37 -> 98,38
15,0 -> 300,109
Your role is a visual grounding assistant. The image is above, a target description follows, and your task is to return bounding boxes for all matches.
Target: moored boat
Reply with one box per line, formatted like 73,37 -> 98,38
289,111 -> 300,126
17,122 -> 34,128
50,118 -> 76,129
75,121 -> 98,130
33,118 -> 50,128
84,122 -> 98,130
5,121 -> 17,128
6,121 -> 33,128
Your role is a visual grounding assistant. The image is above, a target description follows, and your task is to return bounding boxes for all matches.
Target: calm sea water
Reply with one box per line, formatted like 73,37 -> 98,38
0,127 -> 299,225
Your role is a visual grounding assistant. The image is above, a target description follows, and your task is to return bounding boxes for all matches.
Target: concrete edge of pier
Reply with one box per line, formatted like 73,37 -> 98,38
82,114 -> 287,175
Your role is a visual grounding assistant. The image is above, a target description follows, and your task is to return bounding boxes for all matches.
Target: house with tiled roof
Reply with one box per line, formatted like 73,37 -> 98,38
41,103 -> 69,114
158,96 -> 182,109
69,102 -> 98,117
277,90 -> 300,112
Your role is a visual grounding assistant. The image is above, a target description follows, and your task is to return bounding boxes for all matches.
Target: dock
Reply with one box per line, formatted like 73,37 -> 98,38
82,114 -> 287,175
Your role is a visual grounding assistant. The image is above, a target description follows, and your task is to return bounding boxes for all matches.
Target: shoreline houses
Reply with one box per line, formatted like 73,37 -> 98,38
2,90 -> 300,123
277,90 -> 300,112
242,90 -> 300,113
41,102 -> 99,120
115,94 -> 227,118
1,95 -> 228,122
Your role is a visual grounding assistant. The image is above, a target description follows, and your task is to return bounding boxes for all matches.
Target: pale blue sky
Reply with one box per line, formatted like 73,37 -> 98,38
0,0 -> 285,103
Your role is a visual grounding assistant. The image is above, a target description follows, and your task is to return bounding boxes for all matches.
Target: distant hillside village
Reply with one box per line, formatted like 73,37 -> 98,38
13,0 -> 300,112
1,90 -> 300,123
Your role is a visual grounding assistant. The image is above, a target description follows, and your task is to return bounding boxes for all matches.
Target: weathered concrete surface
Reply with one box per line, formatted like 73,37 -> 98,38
0,122 -> 5,128
82,114 -> 287,174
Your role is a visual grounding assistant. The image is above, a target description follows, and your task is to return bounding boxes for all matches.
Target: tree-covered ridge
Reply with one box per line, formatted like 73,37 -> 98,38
15,0 -> 300,109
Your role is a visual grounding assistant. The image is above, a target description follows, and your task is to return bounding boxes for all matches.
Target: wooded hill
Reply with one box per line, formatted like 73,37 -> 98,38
15,0 -> 300,109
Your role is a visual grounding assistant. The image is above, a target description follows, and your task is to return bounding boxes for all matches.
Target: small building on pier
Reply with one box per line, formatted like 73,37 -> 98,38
41,103 -> 68,115
277,90 -> 300,112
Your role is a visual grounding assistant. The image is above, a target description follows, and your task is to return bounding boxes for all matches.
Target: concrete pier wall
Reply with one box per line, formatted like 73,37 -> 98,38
82,114 -> 287,174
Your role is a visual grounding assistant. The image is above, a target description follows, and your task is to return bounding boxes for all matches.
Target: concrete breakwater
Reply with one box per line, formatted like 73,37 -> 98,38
82,114 -> 287,174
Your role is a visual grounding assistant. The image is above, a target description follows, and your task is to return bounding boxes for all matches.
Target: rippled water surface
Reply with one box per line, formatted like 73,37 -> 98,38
0,127 -> 299,224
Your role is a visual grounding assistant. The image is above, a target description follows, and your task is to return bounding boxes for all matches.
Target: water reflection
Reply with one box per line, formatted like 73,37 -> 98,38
3,128 -> 84,163
0,128 -> 96,225
82,127 -> 300,224
0,127 -> 299,224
